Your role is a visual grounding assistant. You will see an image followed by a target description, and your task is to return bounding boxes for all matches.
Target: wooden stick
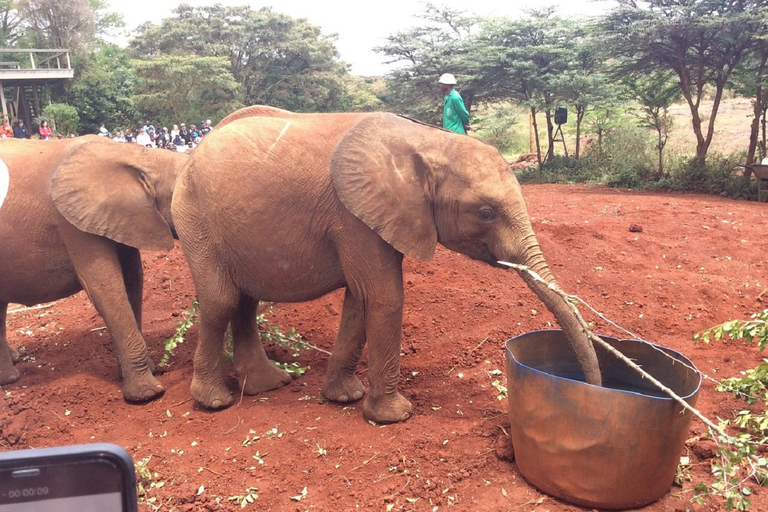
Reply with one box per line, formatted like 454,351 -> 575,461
8,303 -> 56,314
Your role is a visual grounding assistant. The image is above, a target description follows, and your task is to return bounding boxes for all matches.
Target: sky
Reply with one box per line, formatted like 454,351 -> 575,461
108,0 -> 618,76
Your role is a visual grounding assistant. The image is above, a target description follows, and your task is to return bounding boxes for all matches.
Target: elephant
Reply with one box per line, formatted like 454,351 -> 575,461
0,137 -> 187,401
171,105 -> 602,423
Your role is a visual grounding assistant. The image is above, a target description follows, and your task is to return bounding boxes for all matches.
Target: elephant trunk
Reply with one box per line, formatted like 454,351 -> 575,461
510,236 -> 603,387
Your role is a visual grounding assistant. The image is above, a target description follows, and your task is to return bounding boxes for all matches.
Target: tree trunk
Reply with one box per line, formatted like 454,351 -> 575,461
575,106 -> 584,160
531,106 -> 542,170
544,109 -> 555,164
746,50 -> 768,168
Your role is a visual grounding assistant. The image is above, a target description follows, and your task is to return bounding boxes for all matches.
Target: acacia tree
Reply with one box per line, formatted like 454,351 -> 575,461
550,29 -> 612,160
600,0 -> 763,168
473,10 -> 578,167
130,4 -> 348,112
622,72 -> 680,179
376,5 -> 476,124
730,8 -> 768,168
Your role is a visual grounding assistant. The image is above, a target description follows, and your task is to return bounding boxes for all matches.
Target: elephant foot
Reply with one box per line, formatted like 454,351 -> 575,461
0,364 -> 20,385
0,346 -> 20,384
363,392 -> 413,424
191,376 -> 233,409
322,374 -> 366,403
237,363 -> 292,396
122,373 -> 165,402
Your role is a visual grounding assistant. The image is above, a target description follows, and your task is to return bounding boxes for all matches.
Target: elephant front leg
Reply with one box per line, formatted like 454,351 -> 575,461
231,296 -> 291,396
62,227 -> 163,401
322,288 -> 367,403
361,299 -> 412,424
0,302 -> 20,385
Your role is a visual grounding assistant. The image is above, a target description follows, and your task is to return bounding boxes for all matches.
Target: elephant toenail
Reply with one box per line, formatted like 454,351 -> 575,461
352,391 -> 363,400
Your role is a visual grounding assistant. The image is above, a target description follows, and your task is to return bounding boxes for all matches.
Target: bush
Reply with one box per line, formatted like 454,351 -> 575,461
41,103 -> 79,136
667,153 -> 751,198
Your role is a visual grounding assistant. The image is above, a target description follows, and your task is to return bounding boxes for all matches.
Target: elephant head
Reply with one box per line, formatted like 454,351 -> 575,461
51,138 -> 185,251
331,113 -> 602,386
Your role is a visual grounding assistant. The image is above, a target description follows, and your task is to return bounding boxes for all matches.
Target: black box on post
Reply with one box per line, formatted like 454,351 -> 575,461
555,107 -> 567,125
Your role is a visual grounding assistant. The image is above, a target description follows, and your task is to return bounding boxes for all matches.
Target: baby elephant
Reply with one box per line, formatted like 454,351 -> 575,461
0,137 -> 187,401
172,106 -> 601,423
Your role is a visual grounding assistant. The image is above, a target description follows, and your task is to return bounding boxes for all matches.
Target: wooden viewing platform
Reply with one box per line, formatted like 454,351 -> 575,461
0,48 -> 73,127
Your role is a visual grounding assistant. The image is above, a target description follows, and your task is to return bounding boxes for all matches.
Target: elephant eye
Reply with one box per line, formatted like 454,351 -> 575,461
479,207 -> 496,221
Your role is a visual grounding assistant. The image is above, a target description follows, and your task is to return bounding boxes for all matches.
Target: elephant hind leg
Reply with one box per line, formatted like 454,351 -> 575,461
0,302 -> 20,385
322,288 -> 366,403
231,295 -> 291,396
190,290 -> 238,409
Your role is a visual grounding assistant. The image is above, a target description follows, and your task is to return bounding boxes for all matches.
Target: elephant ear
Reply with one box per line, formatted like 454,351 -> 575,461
331,113 -> 437,260
51,139 -> 174,251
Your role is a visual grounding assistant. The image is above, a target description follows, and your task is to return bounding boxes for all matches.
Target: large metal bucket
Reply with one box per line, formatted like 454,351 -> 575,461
505,330 -> 701,509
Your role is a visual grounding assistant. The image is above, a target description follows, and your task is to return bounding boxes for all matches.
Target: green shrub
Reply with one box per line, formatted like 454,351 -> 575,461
41,103 -> 79,136
667,153 -> 750,198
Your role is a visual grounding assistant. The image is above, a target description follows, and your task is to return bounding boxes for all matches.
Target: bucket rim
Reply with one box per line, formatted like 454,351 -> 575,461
505,329 -> 702,401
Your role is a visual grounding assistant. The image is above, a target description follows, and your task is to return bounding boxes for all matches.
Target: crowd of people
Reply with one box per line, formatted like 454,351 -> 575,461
0,116 -> 215,153
99,119 -> 214,153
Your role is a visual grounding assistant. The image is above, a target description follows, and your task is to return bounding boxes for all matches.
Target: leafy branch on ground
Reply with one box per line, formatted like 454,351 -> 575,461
161,301 -> 323,377
228,487 -> 259,508
159,299 -> 199,367
135,456 -> 164,511
693,310 -> 768,511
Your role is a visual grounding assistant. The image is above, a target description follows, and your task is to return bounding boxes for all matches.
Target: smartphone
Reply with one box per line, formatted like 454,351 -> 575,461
0,443 -> 138,512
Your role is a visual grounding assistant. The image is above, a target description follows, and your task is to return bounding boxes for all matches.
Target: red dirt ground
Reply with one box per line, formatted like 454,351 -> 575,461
2,184 -> 767,511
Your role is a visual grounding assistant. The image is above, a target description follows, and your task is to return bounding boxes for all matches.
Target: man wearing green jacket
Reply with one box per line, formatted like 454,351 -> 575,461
438,73 -> 470,134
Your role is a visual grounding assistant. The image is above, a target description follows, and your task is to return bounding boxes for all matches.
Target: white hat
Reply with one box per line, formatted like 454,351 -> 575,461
438,73 -> 457,85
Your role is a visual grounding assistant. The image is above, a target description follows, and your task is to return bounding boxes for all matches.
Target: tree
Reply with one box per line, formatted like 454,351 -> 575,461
623,72 -> 680,179
0,0 -> 23,46
600,0 -> 763,168
730,8 -> 768,169
473,10 -> 578,167
376,5 -> 476,124
18,0 -> 96,50
553,32 -> 611,160
69,43 -> 136,134
129,5 -> 348,112
131,55 -> 239,126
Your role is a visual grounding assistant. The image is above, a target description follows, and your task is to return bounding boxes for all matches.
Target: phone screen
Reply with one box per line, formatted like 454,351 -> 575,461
0,444 -> 136,512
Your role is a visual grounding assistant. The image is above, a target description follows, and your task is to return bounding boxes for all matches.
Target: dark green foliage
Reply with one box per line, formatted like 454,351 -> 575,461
130,55 -> 240,127
129,5 -> 349,113
69,43 -> 136,134
40,102 -> 78,136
